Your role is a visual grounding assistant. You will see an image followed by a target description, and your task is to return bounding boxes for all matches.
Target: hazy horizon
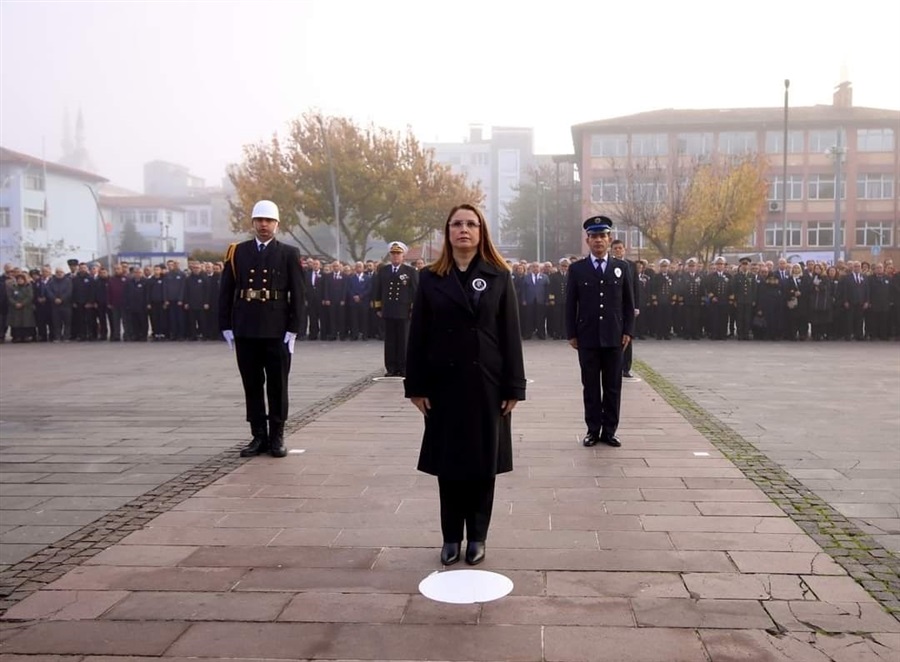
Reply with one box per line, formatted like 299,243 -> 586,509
2,0 -> 899,192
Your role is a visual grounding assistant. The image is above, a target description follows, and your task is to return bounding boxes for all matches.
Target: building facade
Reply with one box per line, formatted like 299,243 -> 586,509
572,81 -> 900,263
426,125 -> 535,250
99,195 -> 187,265
0,147 -> 108,269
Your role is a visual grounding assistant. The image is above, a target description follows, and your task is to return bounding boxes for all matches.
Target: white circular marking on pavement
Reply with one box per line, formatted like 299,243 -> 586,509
419,569 -> 514,604
288,449 -> 306,455
692,451 -> 710,457
372,376 -> 404,382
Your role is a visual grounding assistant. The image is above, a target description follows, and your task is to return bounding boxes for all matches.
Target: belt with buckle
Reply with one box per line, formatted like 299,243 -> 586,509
240,289 -> 284,301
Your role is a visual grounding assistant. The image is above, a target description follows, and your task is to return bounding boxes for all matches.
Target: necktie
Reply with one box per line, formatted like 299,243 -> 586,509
393,267 -> 398,274
596,258 -> 604,273
258,243 -> 266,253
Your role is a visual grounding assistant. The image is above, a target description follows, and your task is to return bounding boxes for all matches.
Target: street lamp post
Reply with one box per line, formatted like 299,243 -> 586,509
826,133 -> 846,266
84,184 -> 114,268
316,115 -> 341,261
781,79 -> 790,260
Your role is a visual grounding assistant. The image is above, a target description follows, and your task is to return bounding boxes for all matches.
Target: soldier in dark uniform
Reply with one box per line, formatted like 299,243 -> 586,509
635,261 -> 651,339
677,258 -> 706,340
322,260 -> 347,340
546,258 -> 569,339
47,267 -> 72,342
219,200 -> 305,459
705,256 -> 731,340
184,261 -> 211,340
731,257 -> 757,340
305,259 -> 324,340
163,261 -> 186,340
71,264 -> 96,341
125,268 -> 150,341
373,241 -> 417,377
650,259 -> 675,339
147,265 -> 167,340
566,216 -> 635,448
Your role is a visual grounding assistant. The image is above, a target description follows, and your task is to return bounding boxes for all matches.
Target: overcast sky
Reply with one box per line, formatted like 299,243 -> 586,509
2,0 -> 899,191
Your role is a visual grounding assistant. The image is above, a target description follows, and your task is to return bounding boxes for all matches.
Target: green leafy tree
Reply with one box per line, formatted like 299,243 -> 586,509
117,218 -> 151,252
228,113 -> 482,261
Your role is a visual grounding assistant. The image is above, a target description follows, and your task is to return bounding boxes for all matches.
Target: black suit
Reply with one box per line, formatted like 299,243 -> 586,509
566,255 -> 635,440
219,239 -> 305,427
620,258 -> 638,372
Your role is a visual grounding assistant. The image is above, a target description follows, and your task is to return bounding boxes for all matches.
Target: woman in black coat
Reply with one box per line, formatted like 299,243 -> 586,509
405,203 -> 526,567
808,264 -> 833,341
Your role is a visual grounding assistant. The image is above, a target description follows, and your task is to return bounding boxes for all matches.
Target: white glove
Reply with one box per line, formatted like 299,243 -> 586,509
284,331 -> 297,354
222,329 -> 234,351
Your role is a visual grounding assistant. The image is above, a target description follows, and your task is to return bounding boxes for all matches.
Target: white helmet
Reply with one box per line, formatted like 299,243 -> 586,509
251,200 -> 280,222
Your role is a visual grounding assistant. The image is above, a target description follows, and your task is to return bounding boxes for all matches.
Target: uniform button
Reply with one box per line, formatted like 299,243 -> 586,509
600,304 -> 604,308
599,316 -> 604,320
250,269 -> 255,273
600,293 -> 605,297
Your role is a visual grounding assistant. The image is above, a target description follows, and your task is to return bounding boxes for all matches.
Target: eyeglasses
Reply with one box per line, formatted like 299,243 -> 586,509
449,220 -> 481,230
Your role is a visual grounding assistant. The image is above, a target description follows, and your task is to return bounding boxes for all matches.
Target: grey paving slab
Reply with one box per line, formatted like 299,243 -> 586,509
636,340 -> 900,553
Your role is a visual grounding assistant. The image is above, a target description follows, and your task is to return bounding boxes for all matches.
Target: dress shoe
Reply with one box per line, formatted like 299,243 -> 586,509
268,422 -> 287,458
240,424 -> 269,457
601,434 -> 622,447
465,541 -> 486,565
440,542 -> 461,565
582,432 -> 600,447
623,371 -> 634,378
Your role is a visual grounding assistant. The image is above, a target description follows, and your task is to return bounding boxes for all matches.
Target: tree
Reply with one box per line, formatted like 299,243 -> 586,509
680,153 -> 769,262
227,113 -> 482,261
118,218 -> 151,252
502,164 -> 581,261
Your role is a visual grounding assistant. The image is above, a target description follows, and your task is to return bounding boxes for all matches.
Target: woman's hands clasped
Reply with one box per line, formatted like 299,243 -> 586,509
409,397 -> 518,417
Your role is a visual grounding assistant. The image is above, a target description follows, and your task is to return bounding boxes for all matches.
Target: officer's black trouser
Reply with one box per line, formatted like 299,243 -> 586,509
348,302 -> 366,338
683,304 -> 703,339
108,306 -> 122,340
51,305 -> 71,341
577,345 -> 623,437
35,303 -> 51,341
128,310 -> 149,341
166,303 -> 185,340
96,304 -> 108,339
149,302 -> 166,337
383,317 -> 409,375
235,337 -> 291,426
622,338 -> 633,373
654,305 -> 672,338
187,309 -> 204,339
735,304 -> 753,339
438,477 -> 496,543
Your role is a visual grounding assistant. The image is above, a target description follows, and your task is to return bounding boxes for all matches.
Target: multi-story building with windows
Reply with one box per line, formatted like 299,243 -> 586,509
572,81 -> 899,263
0,146 -> 109,269
426,125 -> 534,251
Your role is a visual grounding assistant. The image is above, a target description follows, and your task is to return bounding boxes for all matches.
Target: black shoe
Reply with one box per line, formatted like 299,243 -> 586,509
465,541 -> 485,565
601,434 -> 622,447
582,432 -> 599,447
441,542 -> 461,566
623,371 -> 634,378
268,422 -> 287,458
240,424 -> 269,457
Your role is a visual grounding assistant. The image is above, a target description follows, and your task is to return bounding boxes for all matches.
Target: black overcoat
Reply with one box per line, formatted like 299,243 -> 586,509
404,260 -> 526,480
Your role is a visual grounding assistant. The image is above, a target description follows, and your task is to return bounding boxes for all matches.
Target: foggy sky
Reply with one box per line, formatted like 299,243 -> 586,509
2,0 -> 899,192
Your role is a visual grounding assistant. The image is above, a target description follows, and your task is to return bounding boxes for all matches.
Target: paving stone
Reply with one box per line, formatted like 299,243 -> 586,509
279,592 -> 408,623
44,565 -> 247,592
801,574 -> 880,604
182,545 -> 380,569
632,597 -> 773,629
764,600 -> 900,633
670,532 -> 822,553
544,626 -> 708,662
481,596 -> 634,626
546,571 -> 690,598
729,552 -> 846,575
166,622 -> 542,660
102,590 -> 292,621
0,621 -> 189,656
642,516 -> 802,534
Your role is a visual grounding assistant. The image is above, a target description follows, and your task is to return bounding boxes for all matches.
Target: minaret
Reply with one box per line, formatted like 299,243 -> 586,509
59,106 -> 97,173
61,108 -> 74,159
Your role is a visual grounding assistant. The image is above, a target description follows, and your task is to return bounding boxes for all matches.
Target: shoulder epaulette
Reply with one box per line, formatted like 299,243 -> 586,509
225,242 -> 239,277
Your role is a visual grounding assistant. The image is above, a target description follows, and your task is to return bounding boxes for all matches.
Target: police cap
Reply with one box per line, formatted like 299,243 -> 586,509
583,215 -> 613,234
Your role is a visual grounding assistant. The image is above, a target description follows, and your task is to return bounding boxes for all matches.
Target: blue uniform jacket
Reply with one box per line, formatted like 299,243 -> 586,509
565,255 -> 636,349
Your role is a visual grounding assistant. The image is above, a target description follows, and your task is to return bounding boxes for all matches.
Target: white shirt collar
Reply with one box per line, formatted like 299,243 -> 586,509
255,238 -> 273,249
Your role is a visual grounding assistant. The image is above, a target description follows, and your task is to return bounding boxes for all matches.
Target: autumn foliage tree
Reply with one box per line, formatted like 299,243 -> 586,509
227,113 -> 482,261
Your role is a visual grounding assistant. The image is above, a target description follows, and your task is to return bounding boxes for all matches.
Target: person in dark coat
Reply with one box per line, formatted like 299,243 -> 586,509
183,261 -> 211,340
808,264 -> 833,341
219,200 -> 305,459
373,242 -> 417,376
46,267 -> 72,342
8,273 -> 35,342
677,258 -> 706,340
346,261 -> 371,340
124,268 -> 150,341
405,203 -> 526,568
866,263 -> 891,340
755,268 -> 783,340
566,215 -> 635,448
611,240 -> 639,374
649,259 -> 675,339
305,259 -> 325,340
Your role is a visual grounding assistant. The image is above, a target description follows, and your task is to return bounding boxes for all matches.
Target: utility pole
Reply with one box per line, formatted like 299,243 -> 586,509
316,115 -> 341,261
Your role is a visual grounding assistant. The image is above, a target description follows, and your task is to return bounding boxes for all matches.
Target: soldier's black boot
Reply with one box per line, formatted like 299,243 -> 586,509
268,422 -> 287,458
240,423 -> 269,457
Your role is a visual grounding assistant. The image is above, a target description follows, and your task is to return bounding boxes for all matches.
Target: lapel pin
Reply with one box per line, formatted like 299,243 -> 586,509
472,278 -> 487,292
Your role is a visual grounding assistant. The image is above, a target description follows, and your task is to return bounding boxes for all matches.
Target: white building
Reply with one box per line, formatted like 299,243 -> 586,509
0,146 -> 109,269
425,125 -> 534,249
99,195 -> 187,262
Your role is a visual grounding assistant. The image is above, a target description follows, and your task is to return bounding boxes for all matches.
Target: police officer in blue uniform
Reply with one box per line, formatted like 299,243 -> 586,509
565,216 -> 635,448
219,200 -> 305,458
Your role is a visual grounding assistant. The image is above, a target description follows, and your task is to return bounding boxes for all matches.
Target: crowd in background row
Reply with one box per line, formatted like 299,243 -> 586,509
3,253 -> 899,345
511,252 -> 900,343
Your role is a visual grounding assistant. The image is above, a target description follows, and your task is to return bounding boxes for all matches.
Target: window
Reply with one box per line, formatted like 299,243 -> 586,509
808,130 -> 840,153
186,211 -> 198,228
24,173 -> 45,190
24,208 -> 45,230
591,178 -> 621,203
24,246 -> 48,269
632,180 -> 667,203
765,221 -> 801,248
120,210 -> 136,226
857,174 -> 895,200
630,227 -> 646,249
631,134 -> 668,157
718,132 -> 756,154
497,149 -> 519,175
807,222 -> 835,247
139,210 -> 157,225
858,128 -> 894,152
591,134 -> 628,157
808,174 -> 845,200
767,176 -> 803,201
765,130 -> 804,154
610,226 -> 628,243
676,133 -> 714,156
471,152 -> 489,166
0,207 -> 9,228
855,222 -> 893,247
